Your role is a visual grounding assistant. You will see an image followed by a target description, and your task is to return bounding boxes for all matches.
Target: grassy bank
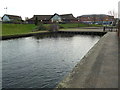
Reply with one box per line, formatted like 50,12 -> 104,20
1,23 -> 102,36
2,24 -> 36,36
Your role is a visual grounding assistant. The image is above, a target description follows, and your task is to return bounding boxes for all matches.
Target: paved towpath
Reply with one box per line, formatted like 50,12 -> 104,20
59,27 -> 118,32
56,32 -> 118,88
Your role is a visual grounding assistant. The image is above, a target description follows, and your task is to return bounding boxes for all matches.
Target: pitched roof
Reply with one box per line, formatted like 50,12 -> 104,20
32,15 -> 52,20
77,14 -> 113,18
30,13 -> 77,21
28,13 -> 60,22
60,14 -> 76,20
50,13 -> 60,19
3,14 -> 22,20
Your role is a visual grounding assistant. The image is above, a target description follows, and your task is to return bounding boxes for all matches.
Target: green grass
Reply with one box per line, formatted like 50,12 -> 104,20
2,24 -> 36,36
1,23 -> 102,36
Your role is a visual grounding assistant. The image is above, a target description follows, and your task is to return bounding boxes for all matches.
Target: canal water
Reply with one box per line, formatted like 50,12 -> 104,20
2,33 -> 101,88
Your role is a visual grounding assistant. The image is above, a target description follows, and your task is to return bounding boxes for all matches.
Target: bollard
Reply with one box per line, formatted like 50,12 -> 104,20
103,27 -> 105,32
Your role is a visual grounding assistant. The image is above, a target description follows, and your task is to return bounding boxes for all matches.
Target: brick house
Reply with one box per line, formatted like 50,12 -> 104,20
77,14 -> 114,25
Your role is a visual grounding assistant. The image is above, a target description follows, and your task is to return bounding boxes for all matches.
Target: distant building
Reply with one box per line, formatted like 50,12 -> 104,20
27,13 -> 77,24
51,13 -> 62,22
2,14 -> 23,23
77,14 -> 114,25
27,15 -> 53,24
60,14 -> 77,23
0,17 -> 2,22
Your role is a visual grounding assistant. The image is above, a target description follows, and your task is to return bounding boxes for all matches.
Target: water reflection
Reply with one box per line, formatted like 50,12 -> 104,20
32,33 -> 74,40
2,33 -> 101,88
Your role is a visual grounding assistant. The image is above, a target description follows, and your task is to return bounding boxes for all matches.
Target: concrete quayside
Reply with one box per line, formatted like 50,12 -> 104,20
56,32 -> 118,88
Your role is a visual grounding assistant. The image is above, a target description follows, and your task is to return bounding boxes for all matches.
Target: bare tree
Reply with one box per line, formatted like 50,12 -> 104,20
108,10 -> 117,18
108,10 -> 118,26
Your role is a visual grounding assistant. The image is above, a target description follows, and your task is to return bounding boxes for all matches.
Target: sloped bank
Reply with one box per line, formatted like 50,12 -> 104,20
56,32 -> 118,88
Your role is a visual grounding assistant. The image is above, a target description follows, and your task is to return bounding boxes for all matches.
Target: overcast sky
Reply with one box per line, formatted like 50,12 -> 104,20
118,1 -> 120,18
0,0 -> 119,20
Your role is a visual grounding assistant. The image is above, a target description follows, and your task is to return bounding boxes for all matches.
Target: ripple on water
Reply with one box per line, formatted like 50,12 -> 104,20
2,34 -> 101,88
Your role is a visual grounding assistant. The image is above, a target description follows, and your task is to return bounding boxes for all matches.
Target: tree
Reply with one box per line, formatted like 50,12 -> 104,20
108,10 -> 117,18
108,10 -> 118,26
35,17 -> 38,26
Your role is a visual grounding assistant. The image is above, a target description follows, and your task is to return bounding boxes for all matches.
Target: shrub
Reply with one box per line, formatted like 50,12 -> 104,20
33,23 -> 51,31
49,24 -> 59,31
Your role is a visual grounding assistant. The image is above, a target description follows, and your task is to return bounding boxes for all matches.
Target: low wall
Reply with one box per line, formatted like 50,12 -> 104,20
1,31 -> 106,40
58,31 -> 106,36
1,32 -> 51,40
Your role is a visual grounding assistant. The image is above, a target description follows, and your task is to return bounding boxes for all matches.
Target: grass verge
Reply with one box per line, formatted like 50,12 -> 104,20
2,24 -> 36,36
